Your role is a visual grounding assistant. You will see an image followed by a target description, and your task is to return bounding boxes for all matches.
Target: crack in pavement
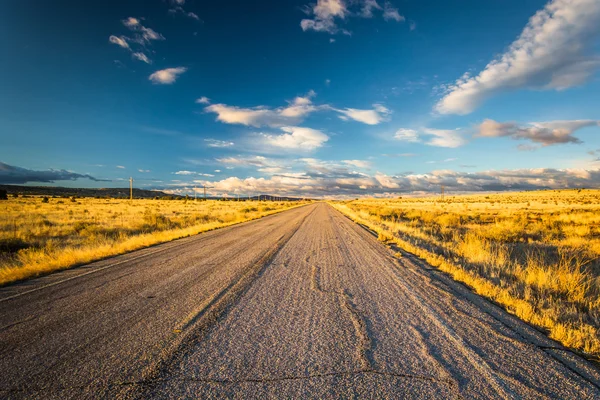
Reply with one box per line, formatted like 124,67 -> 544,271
0,368 -> 459,394
310,264 -> 374,371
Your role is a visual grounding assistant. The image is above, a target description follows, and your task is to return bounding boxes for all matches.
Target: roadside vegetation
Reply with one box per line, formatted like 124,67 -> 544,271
331,189 -> 600,359
0,197 -> 307,286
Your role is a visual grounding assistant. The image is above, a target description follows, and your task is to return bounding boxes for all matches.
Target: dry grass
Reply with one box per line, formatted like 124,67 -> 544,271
0,197 -> 307,286
331,189 -> 600,358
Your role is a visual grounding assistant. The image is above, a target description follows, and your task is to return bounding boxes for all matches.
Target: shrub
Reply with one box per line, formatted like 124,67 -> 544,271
41,196 -> 49,203
0,189 -> 7,200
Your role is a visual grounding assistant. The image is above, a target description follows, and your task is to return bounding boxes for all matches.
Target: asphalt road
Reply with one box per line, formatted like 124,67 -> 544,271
1,203 -> 599,399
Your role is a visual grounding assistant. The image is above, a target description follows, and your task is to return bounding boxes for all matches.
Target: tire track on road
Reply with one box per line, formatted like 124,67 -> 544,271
126,206 -> 317,399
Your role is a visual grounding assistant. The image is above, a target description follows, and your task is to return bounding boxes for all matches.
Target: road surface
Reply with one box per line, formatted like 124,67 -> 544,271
1,203 -> 599,399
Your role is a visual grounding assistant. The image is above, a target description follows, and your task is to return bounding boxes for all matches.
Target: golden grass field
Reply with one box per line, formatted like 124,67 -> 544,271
0,197 -> 306,286
331,189 -> 600,359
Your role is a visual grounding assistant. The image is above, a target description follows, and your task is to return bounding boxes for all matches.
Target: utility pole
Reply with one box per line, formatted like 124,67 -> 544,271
441,185 -> 445,201
202,184 -> 214,200
129,177 -> 133,200
194,186 -> 197,202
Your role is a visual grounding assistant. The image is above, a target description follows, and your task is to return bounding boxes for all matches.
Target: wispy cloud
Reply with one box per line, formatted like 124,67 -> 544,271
393,127 -> 466,147
122,17 -> 165,44
478,119 -> 599,146
301,0 -> 405,34
343,159 -> 371,169
0,162 -> 108,184
149,67 -> 187,84
382,2 -> 404,22
204,139 -> 234,148
132,52 -> 151,64
393,128 -> 420,142
435,0 -> 600,115
109,35 -> 129,49
168,6 -> 201,21
422,128 -> 467,148
109,17 -> 164,64
195,96 -> 211,104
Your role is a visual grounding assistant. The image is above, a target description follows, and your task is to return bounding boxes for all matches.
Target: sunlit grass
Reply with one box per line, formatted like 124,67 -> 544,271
331,189 -> 600,358
0,197 -> 307,285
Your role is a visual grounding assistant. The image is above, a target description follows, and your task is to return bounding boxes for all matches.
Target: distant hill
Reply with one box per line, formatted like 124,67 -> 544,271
0,184 -> 181,199
0,185 -> 309,201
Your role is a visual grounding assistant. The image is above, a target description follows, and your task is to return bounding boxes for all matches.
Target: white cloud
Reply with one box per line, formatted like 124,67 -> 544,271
109,35 -> 129,49
175,170 -> 194,175
263,126 -> 329,150
205,91 -> 322,127
132,52 -> 151,64
478,119 -> 598,145
301,0 -> 348,34
196,96 -> 211,104
336,103 -> 391,125
394,128 -> 420,142
149,67 -> 187,84
204,139 -> 234,147
382,2 -> 404,22
116,165 -> 126,169
422,128 -> 467,148
435,0 -> 600,115
205,93 -> 391,128
138,169 -> 151,173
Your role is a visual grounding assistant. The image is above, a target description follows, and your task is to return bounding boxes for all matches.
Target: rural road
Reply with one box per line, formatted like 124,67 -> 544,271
1,203 -> 599,399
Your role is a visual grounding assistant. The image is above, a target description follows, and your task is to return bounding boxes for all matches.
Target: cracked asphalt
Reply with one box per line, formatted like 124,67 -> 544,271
1,203 -> 600,399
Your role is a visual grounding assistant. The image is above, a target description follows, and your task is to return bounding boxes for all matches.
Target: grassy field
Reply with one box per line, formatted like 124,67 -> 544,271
331,189 -> 600,359
0,197 -> 307,286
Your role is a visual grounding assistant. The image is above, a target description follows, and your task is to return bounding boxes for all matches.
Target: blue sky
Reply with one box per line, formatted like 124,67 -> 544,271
1,0 -> 599,197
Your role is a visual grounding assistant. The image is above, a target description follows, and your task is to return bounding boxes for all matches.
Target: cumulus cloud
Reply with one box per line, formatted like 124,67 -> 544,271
196,96 -> 211,104
204,91 -> 322,127
435,0 -> 600,115
301,0 -> 348,34
0,162 -> 108,184
204,139 -> 234,148
263,126 -> 329,150
149,67 -> 187,84
478,119 -> 598,146
335,104 -> 391,125
394,128 -> 420,142
167,160 -> 600,198
109,35 -> 129,49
